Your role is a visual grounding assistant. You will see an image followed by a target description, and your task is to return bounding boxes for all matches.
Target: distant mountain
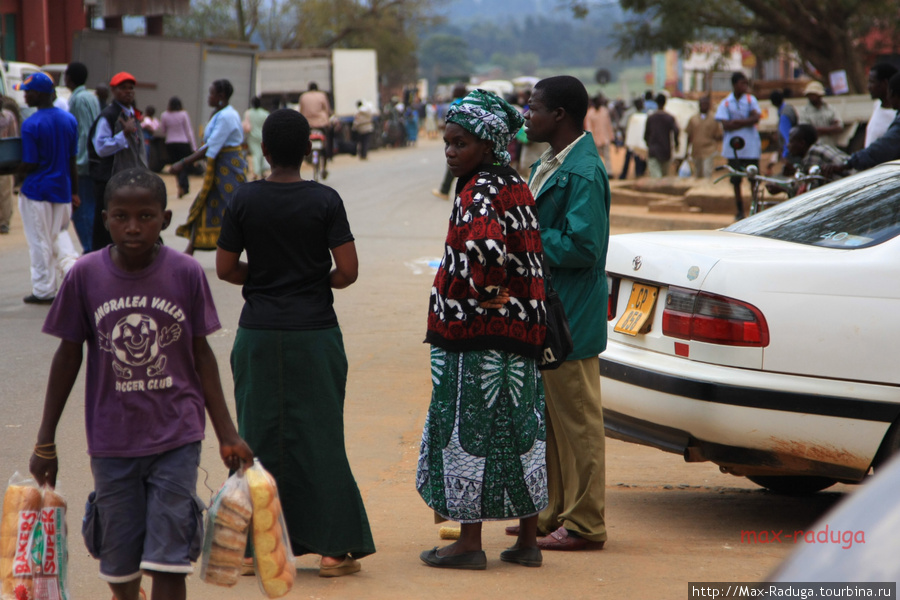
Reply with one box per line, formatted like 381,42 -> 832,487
436,0 -> 624,23
436,0 -> 554,20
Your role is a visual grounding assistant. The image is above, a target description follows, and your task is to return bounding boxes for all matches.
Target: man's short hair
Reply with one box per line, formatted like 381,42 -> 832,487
769,89 -> 784,106
872,63 -> 899,83
65,62 -> 88,87
792,123 -> 818,146
534,75 -> 589,125
263,109 -> 309,168
889,73 -> 900,97
105,168 -> 168,209
655,93 -> 666,109
731,72 -> 747,86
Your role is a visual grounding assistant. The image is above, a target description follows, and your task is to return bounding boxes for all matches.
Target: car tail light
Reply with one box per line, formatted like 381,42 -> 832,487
662,286 -> 769,347
607,275 -> 620,321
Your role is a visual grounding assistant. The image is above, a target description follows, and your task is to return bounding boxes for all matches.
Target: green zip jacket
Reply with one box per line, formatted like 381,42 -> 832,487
530,132 -> 610,360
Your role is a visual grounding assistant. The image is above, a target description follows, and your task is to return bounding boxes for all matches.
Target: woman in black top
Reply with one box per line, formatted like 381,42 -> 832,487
216,109 -> 374,577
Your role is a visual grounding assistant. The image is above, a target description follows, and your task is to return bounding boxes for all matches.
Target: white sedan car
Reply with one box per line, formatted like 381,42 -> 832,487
601,162 -> 900,493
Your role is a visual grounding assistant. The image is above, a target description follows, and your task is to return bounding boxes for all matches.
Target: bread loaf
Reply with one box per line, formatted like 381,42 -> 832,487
261,568 -> 294,598
220,492 -> 252,522
1,485 -> 42,600
204,565 -> 240,587
214,506 -> 250,532
246,465 -> 293,598
201,474 -> 252,589
210,525 -> 245,551
207,543 -> 243,568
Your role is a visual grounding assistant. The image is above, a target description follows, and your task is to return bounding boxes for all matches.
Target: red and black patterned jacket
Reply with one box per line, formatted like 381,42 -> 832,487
425,164 -> 546,360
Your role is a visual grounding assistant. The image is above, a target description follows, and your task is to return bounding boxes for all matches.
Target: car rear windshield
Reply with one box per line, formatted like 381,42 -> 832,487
725,164 -> 900,249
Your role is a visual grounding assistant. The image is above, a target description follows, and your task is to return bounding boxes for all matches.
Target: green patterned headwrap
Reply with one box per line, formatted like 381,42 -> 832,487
446,89 -> 525,167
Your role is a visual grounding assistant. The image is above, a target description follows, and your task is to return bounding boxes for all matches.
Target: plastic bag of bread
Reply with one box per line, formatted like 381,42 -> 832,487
1,474 -> 69,600
200,469 -> 252,587
246,460 -> 294,598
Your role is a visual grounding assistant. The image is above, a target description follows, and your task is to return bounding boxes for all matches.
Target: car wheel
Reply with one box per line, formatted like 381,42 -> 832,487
746,475 -> 836,494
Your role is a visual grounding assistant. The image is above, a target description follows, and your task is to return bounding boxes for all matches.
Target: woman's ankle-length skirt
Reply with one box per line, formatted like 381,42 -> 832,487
231,326 -> 375,558
416,346 -> 548,524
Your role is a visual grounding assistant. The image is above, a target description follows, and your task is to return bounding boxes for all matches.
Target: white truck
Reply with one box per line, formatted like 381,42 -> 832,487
256,48 -> 379,117
72,30 -> 258,137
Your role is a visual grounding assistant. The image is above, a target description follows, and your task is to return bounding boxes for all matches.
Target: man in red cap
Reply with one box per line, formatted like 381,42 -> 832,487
88,71 -> 148,251
16,72 -> 79,303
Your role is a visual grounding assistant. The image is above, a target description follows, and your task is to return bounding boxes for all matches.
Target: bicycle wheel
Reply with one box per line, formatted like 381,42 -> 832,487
312,151 -> 321,182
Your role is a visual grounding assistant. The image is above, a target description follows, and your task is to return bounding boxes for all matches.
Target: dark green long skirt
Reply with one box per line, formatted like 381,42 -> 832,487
231,326 -> 375,558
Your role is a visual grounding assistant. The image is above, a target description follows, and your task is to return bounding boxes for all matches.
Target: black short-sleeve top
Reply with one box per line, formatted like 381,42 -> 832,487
218,179 -> 354,330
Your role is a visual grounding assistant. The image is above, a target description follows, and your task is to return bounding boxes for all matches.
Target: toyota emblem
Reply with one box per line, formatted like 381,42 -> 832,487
632,256 -> 642,271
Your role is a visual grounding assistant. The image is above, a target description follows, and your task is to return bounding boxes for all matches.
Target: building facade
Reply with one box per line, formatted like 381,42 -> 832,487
0,0 -> 188,65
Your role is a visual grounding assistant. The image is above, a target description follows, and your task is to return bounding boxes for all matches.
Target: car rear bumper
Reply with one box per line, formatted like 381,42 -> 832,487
599,343 -> 900,480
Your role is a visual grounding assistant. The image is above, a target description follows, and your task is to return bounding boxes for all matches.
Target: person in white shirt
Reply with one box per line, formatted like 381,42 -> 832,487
865,63 -> 898,148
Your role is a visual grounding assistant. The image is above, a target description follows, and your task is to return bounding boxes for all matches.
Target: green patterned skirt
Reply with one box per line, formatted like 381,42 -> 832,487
417,346 -> 548,523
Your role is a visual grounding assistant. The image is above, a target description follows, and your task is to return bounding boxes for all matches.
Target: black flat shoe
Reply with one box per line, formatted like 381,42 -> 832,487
420,547 -> 486,570
500,545 -> 543,567
23,294 -> 55,305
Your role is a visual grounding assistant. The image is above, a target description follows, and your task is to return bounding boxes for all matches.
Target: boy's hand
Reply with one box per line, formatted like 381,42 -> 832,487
30,454 -> 58,488
220,436 -> 254,471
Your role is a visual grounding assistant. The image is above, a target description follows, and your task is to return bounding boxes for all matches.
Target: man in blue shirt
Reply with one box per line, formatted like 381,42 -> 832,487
16,72 -> 79,304
715,72 -> 761,220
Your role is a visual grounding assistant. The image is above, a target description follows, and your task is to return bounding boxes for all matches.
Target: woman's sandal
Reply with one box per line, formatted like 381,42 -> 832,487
318,555 -> 361,578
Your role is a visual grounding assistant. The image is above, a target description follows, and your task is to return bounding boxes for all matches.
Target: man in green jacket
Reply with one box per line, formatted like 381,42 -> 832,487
520,75 -> 611,551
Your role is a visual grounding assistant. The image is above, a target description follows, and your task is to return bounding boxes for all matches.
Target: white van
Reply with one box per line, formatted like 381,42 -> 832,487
4,61 -> 42,119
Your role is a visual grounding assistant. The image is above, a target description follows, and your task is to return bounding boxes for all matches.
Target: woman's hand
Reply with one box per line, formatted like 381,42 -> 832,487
479,287 -> 510,309
170,161 -> 184,174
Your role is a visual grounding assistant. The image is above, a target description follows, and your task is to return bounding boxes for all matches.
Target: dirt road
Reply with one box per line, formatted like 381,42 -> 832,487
0,138 -> 852,600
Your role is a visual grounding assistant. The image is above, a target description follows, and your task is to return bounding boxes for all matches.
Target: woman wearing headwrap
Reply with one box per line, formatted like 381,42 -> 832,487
417,90 -> 549,570
172,79 -> 247,255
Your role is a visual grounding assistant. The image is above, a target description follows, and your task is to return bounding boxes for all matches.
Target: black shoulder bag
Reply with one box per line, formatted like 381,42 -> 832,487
538,257 -> 574,370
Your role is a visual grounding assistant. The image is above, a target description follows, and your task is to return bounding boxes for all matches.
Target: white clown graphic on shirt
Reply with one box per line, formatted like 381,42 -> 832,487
95,295 -> 185,391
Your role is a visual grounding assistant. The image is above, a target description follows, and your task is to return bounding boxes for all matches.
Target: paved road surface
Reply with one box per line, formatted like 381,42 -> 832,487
0,138 -> 852,599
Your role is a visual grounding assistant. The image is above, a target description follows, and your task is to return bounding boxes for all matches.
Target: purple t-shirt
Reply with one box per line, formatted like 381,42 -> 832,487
43,245 -> 221,458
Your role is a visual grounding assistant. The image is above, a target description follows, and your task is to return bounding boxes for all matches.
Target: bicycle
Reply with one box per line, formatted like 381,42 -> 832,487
714,163 -> 827,216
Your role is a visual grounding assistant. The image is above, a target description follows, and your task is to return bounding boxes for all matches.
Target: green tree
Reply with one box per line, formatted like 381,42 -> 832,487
164,0 -> 262,41
166,0 -> 440,86
290,0 -> 440,87
420,34 -> 472,82
564,0 -> 900,93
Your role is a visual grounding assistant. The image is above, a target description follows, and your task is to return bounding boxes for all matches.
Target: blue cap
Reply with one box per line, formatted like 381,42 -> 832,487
15,72 -> 55,94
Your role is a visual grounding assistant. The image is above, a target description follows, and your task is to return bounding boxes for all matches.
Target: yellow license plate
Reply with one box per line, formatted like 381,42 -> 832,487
614,283 -> 659,336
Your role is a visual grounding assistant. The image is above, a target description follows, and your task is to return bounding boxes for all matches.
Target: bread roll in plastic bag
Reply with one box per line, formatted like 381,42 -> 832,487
246,460 -> 294,598
1,473 -> 69,600
200,469 -> 252,587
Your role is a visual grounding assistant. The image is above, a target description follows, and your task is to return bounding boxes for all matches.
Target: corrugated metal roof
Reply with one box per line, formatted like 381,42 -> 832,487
103,0 -> 190,16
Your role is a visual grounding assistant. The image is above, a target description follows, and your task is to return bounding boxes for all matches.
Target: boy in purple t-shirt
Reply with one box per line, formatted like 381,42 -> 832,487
29,168 -> 252,600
